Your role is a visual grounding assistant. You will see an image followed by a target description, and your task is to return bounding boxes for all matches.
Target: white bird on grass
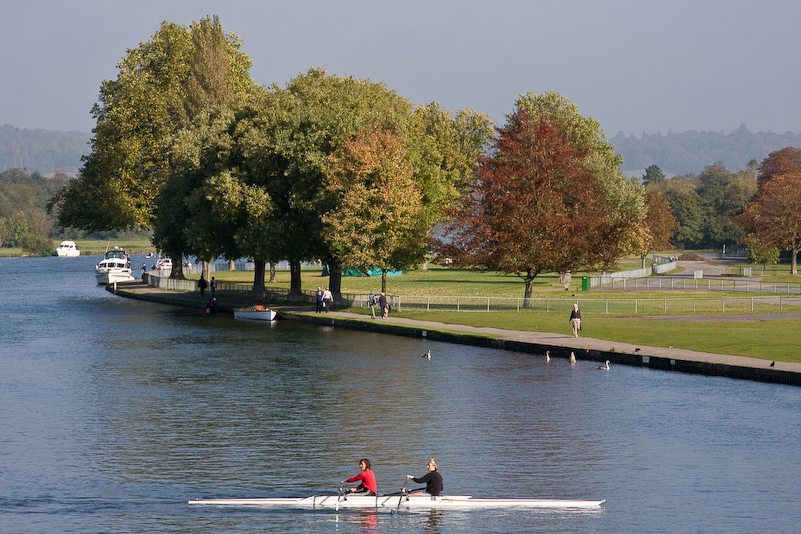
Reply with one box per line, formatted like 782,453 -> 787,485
597,360 -> 610,371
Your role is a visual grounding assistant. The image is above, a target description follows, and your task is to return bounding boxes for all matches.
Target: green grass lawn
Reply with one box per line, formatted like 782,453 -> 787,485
196,264 -> 801,363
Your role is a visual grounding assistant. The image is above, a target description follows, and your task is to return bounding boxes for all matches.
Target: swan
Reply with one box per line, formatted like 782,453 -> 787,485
569,352 -> 576,364
545,350 -> 550,362
421,350 -> 431,359
598,360 -> 610,371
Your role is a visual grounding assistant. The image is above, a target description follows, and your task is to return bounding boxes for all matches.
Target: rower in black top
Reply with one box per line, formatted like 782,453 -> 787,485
407,458 -> 443,496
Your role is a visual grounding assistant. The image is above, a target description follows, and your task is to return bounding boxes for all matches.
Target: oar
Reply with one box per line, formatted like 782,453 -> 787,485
394,478 -> 410,513
336,482 -> 346,511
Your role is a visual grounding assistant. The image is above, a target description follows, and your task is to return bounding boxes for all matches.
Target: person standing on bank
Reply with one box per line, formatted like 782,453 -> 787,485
210,276 -> 216,299
342,458 -> 378,495
378,292 -> 389,318
368,290 -> 377,319
322,287 -> 333,313
316,287 -> 324,313
570,303 -> 582,337
407,458 -> 443,496
198,275 -> 208,298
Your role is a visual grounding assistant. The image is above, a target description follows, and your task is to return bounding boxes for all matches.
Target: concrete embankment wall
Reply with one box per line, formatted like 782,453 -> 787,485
284,312 -> 801,388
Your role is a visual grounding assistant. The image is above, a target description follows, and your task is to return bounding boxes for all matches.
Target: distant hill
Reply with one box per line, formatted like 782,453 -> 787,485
3,123 -> 800,179
0,124 -> 90,175
612,124 -> 801,176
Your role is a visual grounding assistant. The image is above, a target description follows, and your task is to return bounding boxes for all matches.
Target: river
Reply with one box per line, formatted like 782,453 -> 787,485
1,255 -> 799,533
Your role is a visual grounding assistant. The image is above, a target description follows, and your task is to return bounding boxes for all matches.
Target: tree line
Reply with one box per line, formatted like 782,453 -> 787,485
0,124 -> 89,175
613,124 -> 801,175
41,15 -> 800,297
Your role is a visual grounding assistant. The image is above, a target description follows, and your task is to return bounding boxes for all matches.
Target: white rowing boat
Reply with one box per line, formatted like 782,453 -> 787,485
188,495 -> 604,510
234,305 -> 278,321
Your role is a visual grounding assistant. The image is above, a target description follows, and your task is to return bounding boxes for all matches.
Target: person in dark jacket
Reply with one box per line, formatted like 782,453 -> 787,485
407,458 -> 443,496
198,275 -> 208,297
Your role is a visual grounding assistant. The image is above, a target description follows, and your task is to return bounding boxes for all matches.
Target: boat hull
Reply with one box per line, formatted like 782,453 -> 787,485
95,270 -> 135,284
188,495 -> 604,509
234,308 -> 278,321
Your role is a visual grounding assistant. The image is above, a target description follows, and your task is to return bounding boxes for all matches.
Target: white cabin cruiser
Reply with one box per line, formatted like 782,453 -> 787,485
95,247 -> 134,284
53,240 -> 80,257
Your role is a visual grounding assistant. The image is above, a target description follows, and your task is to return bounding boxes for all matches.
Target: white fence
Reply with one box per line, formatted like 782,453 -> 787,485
588,260 -> 677,288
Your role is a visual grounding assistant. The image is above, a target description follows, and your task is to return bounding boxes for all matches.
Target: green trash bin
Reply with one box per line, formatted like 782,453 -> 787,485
581,276 -> 590,291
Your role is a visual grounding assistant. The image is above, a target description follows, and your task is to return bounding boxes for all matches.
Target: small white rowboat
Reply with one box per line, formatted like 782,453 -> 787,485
188,495 -> 604,509
233,305 -> 278,321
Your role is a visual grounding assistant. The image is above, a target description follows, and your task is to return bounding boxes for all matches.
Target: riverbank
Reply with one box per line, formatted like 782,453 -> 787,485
108,281 -> 801,387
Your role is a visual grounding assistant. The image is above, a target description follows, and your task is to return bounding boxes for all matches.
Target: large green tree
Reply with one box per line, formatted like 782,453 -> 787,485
49,16 -> 254,267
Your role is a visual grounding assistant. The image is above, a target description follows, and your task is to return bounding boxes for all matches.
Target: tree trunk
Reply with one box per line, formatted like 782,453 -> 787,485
641,253 -> 648,269
792,249 -> 798,275
523,277 -> 534,309
168,249 -> 186,279
269,263 -> 276,283
229,259 -> 236,271
328,258 -> 342,300
202,260 -> 210,282
289,260 -> 303,296
381,270 -> 387,294
253,259 -> 266,296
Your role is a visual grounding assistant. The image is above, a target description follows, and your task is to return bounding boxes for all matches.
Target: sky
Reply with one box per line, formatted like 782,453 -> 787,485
3,0 -> 800,137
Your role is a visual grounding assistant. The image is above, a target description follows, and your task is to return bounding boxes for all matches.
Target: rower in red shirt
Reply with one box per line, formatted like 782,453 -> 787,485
342,458 -> 378,496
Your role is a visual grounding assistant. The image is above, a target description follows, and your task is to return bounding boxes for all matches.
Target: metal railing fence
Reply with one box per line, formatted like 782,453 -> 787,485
143,274 -> 801,315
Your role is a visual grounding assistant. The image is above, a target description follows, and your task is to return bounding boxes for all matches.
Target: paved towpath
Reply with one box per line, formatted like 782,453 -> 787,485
112,281 -> 801,378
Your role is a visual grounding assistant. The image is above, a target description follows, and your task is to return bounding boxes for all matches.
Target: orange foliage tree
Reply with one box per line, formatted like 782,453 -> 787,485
757,147 -> 801,189
436,110 -> 626,301
735,171 -> 801,274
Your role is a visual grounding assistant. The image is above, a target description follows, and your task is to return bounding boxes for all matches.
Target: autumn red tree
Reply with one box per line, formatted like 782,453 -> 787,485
735,171 -> 801,275
757,147 -> 801,189
436,110 -> 625,301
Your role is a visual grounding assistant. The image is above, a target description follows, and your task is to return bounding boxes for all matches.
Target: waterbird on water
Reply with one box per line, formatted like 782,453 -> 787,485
597,360 -> 610,371
421,350 -> 431,359
545,351 -> 550,362
569,352 -> 576,364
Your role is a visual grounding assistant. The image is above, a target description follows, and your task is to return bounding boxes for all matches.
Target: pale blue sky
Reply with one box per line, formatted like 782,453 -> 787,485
3,0 -> 800,136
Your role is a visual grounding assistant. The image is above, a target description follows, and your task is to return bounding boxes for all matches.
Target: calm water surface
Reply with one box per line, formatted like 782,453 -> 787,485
1,256 -> 800,533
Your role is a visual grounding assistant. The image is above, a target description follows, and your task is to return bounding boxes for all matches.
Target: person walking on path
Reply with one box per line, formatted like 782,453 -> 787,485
198,275 -> 208,298
316,287 -> 324,313
322,287 -> 333,313
378,292 -> 389,318
368,290 -> 378,319
570,303 -> 582,337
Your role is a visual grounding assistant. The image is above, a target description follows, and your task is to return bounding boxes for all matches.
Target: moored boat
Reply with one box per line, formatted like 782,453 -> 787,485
95,246 -> 134,284
234,305 -> 278,322
188,494 -> 604,510
53,240 -> 80,257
